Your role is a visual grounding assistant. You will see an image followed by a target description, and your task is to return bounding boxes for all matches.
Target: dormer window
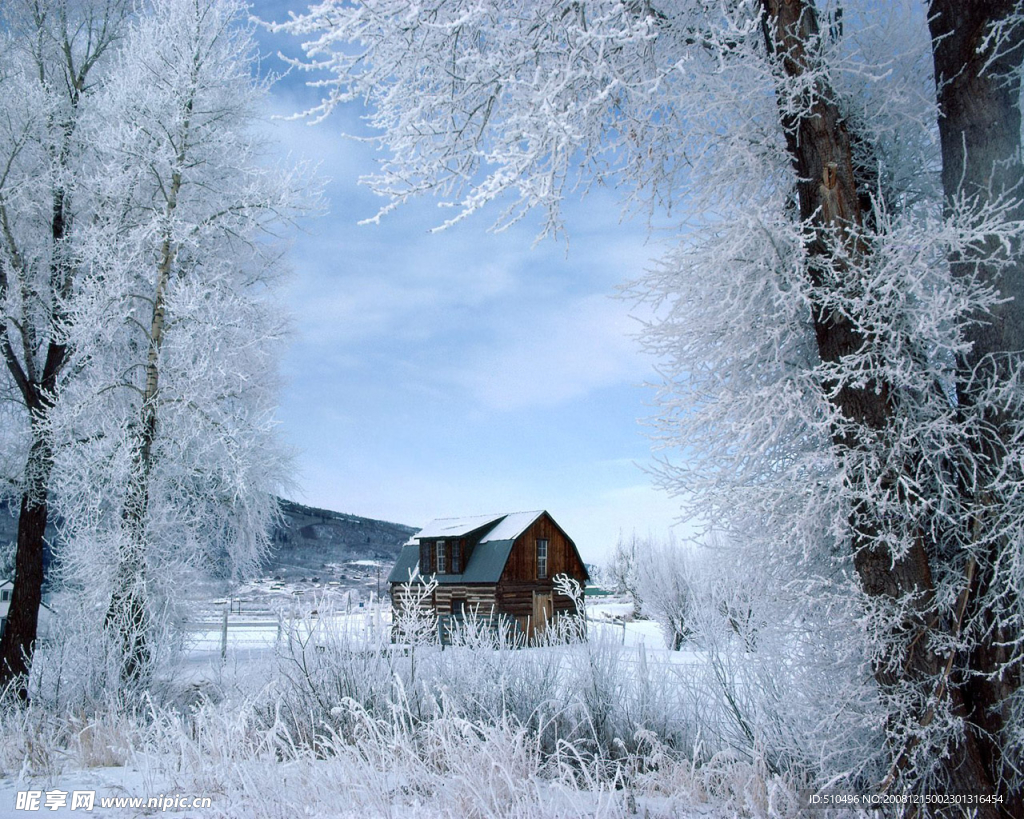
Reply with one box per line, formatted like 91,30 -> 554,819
436,540 -> 447,574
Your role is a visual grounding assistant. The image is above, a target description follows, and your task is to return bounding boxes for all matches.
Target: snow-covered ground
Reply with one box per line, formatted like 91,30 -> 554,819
0,596 -> 832,818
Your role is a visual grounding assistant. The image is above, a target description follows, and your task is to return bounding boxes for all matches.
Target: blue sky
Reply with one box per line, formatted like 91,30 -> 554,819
255,2 -> 683,564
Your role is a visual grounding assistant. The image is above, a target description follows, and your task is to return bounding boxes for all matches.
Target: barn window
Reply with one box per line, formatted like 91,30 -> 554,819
536,539 -> 548,579
436,540 -> 447,574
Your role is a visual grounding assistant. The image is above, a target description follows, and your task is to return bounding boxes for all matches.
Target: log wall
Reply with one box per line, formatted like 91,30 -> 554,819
432,584 -> 498,615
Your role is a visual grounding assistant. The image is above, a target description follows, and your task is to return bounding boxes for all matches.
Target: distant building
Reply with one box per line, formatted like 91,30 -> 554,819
0,578 -> 54,641
387,510 -> 588,640
0,578 -> 10,636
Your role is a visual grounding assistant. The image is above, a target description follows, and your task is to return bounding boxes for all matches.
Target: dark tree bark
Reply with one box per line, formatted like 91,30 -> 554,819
0,156 -> 71,695
928,3 -> 1024,814
0,434 -> 52,698
0,276 -> 68,696
929,1 -> 1024,360
761,1 -> 1006,811
0,0 -> 129,696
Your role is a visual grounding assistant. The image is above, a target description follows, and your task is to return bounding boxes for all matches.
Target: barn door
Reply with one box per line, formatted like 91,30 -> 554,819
531,591 -> 553,638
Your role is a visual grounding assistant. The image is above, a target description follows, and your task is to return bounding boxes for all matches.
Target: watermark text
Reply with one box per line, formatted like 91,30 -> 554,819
16,790 -> 212,811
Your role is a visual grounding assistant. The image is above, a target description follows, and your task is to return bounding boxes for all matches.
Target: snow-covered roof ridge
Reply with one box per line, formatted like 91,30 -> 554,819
415,513 -> 506,539
479,510 -> 544,543
414,510 -> 546,542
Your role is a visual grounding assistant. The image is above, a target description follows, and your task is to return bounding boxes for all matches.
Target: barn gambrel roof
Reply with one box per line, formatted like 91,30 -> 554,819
387,511 -> 551,585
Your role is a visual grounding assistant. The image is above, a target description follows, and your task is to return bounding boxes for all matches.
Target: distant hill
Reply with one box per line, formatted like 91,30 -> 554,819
0,495 -> 416,582
266,499 -> 416,579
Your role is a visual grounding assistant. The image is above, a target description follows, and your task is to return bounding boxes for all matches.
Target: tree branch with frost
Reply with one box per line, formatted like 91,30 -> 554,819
273,0 -> 1024,806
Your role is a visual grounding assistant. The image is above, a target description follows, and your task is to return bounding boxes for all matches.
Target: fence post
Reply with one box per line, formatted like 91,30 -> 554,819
289,602 -> 296,651
221,606 -> 229,660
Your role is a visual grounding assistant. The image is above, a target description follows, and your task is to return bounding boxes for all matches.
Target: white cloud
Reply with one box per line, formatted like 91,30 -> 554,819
453,293 -> 648,411
255,15 -> 683,547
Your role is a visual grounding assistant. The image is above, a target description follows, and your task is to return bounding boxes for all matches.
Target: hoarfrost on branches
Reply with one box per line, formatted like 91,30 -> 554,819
276,0 -> 1024,807
0,0 -> 136,689
44,0 -> 311,684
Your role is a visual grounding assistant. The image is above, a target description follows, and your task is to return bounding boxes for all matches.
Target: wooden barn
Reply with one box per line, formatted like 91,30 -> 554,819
387,510 -> 588,640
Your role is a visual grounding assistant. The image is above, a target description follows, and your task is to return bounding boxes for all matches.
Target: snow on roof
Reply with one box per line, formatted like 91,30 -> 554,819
415,513 -> 505,539
415,510 -> 546,542
394,511 -> 563,586
479,510 -> 544,543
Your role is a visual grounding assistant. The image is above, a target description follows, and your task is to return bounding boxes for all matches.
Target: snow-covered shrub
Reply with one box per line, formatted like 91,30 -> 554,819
429,606 -> 565,732
634,534 -> 698,651
272,601 -> 398,748
625,532 -> 885,792
4,583 -> 868,816
666,552 -> 886,792
24,587 -> 196,711
609,532 -> 644,618
5,605 -> 855,818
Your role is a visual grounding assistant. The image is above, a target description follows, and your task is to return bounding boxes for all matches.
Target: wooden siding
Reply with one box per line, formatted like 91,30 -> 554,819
390,584 -> 435,613
498,514 -> 586,585
496,581 -> 579,616
432,584 -> 497,615
495,581 -> 536,617
392,512 -> 586,641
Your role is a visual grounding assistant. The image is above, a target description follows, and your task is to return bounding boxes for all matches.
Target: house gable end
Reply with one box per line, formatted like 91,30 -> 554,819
498,512 -> 588,586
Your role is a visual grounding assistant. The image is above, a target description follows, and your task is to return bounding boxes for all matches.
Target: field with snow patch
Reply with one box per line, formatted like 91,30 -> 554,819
0,594 -> 862,818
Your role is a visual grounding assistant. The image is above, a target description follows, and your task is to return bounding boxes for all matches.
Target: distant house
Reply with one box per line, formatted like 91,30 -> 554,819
387,510 -> 588,640
0,578 -> 11,636
0,578 -> 54,641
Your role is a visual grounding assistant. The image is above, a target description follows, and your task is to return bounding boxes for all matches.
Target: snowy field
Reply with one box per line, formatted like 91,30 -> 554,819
0,595 -> 853,819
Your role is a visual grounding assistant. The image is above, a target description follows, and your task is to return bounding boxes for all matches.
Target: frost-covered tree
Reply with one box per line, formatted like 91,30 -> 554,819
49,0 -> 306,684
0,0 -> 134,692
632,532 -> 691,649
276,0 -> 1024,808
636,533 -> 765,652
608,530 -> 643,617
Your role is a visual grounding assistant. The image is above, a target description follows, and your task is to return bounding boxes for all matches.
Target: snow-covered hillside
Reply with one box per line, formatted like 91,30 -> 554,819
0,495 -> 414,587
267,499 -> 415,577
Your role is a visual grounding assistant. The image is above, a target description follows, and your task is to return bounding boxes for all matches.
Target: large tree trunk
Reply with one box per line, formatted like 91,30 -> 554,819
761,1 -> 1002,810
0,166 -> 72,697
0,342 -> 67,696
928,3 -> 1024,814
102,37 -> 197,682
103,274 -> 165,685
0,427 -> 52,697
